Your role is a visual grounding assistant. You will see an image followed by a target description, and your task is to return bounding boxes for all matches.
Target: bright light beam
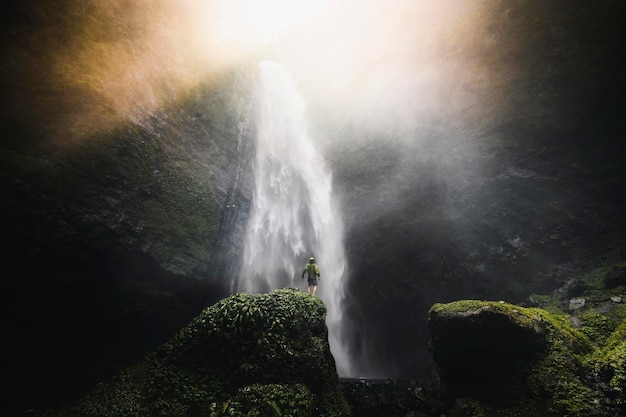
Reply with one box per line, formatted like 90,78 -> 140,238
216,0 -> 328,46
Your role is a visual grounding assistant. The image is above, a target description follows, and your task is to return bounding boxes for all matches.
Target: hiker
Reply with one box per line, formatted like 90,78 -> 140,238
302,257 -> 321,295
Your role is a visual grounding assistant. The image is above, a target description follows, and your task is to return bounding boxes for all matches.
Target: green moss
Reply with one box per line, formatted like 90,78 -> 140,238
429,300 -> 604,416
579,269 -> 607,291
528,293 -> 567,315
528,337 -> 603,417
577,263 -> 626,305
603,341 -> 626,404
430,300 -> 590,352
579,313 -> 619,347
2,107 -> 225,275
49,289 -> 350,417
604,262 -> 626,288
518,256 -> 626,414
213,383 -> 314,417
591,320 -> 626,407
604,319 -> 626,350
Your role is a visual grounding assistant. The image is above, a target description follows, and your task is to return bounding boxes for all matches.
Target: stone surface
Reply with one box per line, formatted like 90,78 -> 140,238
52,288 -> 350,417
428,301 -> 550,379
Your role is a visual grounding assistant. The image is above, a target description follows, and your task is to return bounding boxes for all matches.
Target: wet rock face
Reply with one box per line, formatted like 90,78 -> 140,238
605,264 -> 626,289
428,301 -> 548,381
321,0 -> 626,378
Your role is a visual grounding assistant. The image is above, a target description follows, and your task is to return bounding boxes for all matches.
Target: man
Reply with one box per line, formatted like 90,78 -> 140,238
302,257 -> 321,295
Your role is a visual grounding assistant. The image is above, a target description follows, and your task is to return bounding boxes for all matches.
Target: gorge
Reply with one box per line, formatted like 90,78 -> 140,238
1,0 -> 625,415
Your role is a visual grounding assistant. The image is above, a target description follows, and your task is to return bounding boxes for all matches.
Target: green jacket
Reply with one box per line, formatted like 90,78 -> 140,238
302,262 -> 320,279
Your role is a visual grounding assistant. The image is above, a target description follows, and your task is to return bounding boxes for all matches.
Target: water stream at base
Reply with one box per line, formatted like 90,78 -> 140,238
236,60 -> 351,376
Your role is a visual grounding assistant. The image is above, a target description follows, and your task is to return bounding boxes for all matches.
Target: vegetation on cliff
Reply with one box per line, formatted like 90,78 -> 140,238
39,259 -> 624,417
342,259 -> 625,417
49,288 -> 350,417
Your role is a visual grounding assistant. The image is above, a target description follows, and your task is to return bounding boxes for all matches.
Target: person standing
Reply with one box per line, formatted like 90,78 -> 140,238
302,257 -> 321,295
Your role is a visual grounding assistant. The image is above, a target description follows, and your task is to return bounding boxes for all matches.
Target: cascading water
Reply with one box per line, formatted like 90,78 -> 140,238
237,60 -> 351,376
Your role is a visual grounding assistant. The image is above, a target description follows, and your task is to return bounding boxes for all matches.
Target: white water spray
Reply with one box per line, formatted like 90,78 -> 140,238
237,60 -> 351,376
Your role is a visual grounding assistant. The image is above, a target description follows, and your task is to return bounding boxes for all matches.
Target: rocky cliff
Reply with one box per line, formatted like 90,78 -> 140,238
1,0 -> 625,414
342,267 -> 625,416
315,0 -> 626,378
1,3 -> 259,413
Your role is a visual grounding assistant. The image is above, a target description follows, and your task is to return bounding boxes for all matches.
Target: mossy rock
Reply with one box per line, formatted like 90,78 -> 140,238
428,300 -> 605,416
428,300 -> 590,378
593,320 -> 626,411
50,288 -> 350,417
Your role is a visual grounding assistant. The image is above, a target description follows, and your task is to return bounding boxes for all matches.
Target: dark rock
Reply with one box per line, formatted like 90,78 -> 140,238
566,279 -> 588,298
51,288 -> 350,417
604,263 -> 626,289
427,300 -> 591,382
427,300 -> 609,416
428,301 -> 547,379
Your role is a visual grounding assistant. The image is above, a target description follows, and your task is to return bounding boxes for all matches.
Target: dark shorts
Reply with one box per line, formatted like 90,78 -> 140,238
307,278 -> 318,286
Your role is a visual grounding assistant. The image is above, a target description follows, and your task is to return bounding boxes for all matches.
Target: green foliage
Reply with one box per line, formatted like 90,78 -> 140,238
428,252 -> 626,416
579,268 -> 607,291
447,398 -> 488,417
208,383 -> 313,417
505,259 -> 626,416
576,263 -> 626,308
528,293 -> 567,316
50,372 -> 146,417
528,337 -> 603,417
163,289 -> 328,380
49,288 -> 350,417
593,320 -> 626,407
604,318 -> 626,350
429,299 -> 591,353
579,313 -> 619,346
603,341 -> 626,403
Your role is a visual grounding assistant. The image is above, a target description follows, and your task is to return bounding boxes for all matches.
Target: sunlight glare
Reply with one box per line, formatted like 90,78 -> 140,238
216,0 -> 328,46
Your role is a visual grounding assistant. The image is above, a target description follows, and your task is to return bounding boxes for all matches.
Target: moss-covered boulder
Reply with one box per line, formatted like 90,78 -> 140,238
428,300 -> 607,416
521,260 -> 626,416
593,320 -> 626,409
50,288 -> 350,417
429,300 -> 591,378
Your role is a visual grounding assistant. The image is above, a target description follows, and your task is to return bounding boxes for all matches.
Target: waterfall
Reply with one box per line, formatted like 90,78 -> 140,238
237,60 -> 351,376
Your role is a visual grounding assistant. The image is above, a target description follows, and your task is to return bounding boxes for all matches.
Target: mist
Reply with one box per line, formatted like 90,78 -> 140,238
3,0 -> 623,385
257,0 -> 624,377
1,1 -> 504,145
